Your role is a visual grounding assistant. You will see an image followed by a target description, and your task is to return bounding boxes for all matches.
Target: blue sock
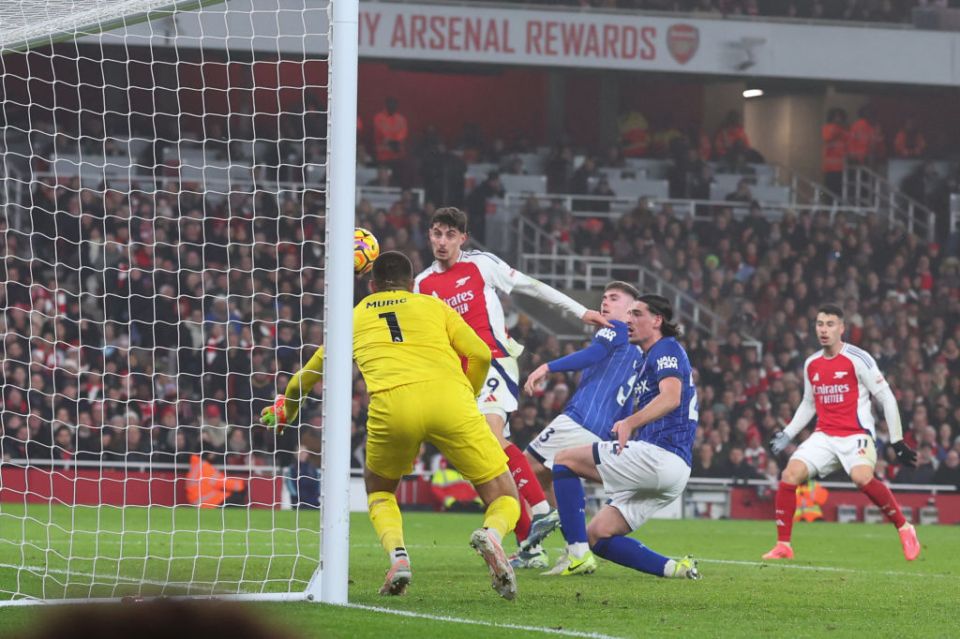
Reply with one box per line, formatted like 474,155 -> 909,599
552,464 -> 588,546
592,535 -> 670,577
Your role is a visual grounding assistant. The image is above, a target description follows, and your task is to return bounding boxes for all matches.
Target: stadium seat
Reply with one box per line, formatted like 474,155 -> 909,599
863,505 -> 884,524
837,504 -> 859,523
499,173 -> 547,194
919,506 -> 939,525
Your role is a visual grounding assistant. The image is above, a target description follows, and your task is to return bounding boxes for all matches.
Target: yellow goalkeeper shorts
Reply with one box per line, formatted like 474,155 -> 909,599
365,380 -> 508,485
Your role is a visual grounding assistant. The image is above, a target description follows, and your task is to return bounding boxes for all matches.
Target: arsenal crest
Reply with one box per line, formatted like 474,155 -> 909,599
667,24 -> 699,65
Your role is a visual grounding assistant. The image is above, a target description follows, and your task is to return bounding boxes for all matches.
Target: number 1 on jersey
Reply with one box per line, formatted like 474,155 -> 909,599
378,312 -> 404,342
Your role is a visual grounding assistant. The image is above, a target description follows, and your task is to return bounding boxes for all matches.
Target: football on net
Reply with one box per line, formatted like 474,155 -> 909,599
354,227 -> 380,275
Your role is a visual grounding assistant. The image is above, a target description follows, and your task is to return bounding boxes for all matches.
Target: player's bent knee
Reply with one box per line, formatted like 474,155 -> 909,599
781,460 -> 808,485
474,470 -> 518,504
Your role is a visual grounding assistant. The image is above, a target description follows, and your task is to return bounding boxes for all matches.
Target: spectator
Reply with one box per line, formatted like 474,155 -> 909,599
372,96 -> 408,172
728,446 -> 762,480
725,178 -> 754,203
893,443 -> 936,484
713,110 -> 750,159
901,161 -> 946,210
821,107 -> 848,196
933,449 -> 960,487
893,116 -> 927,158
692,443 -> 729,478
463,171 -> 504,245
847,105 -> 885,166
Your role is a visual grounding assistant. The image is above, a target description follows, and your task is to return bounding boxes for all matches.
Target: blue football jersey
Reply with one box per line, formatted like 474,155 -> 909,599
559,321 -> 642,439
632,337 -> 699,466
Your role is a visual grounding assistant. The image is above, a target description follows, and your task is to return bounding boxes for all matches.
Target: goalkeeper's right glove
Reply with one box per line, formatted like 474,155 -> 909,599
769,430 -> 792,455
261,394 -> 288,435
892,441 -> 918,467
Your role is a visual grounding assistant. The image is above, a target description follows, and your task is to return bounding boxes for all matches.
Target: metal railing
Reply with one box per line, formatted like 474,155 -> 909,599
515,215 -> 754,346
502,192 -> 877,227
842,164 -> 937,240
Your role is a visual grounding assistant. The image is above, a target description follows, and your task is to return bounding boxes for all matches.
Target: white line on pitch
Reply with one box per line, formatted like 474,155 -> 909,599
695,557 -> 956,579
0,562 -> 170,588
341,603 -> 624,639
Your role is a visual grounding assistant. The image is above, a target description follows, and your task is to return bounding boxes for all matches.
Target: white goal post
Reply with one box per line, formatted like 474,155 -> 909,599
0,0 -> 356,605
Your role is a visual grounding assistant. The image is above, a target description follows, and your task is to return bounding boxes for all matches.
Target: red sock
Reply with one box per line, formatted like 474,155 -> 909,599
504,443 -> 547,508
861,478 -> 907,528
515,499 -> 531,545
774,481 -> 797,543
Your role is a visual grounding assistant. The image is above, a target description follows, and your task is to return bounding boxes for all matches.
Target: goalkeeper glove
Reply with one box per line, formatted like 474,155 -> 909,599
892,441 -> 918,467
261,394 -> 288,435
769,430 -> 792,455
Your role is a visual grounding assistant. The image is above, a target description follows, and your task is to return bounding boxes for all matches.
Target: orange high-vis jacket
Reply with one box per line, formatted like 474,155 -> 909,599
373,110 -> 408,162
821,123 -> 848,173
848,118 -> 885,163
894,129 -> 926,158
185,454 -> 246,508
714,125 -> 750,158
619,112 -> 650,158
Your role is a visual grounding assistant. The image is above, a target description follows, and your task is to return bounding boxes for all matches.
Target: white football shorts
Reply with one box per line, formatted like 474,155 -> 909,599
527,414 -> 602,469
477,356 -> 520,424
791,431 -> 877,478
594,440 -> 690,530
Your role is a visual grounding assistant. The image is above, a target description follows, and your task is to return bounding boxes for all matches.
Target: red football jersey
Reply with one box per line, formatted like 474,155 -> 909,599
801,343 -> 889,437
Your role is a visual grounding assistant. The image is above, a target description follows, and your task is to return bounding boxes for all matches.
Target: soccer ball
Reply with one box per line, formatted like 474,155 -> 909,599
354,227 -> 380,275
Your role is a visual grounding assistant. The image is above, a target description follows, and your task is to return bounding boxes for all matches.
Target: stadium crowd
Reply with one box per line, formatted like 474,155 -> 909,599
2,100 -> 960,493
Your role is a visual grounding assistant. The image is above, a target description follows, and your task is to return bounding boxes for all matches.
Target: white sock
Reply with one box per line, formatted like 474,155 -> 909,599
663,559 -> 677,577
485,527 -> 503,543
569,542 -> 590,559
391,547 -> 409,563
530,501 -> 551,516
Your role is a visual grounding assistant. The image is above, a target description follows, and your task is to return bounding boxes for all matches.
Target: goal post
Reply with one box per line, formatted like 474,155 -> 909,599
0,0 -> 356,606
316,0 -> 358,606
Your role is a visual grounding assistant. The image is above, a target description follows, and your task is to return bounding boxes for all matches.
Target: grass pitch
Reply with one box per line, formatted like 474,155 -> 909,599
0,504 -> 956,638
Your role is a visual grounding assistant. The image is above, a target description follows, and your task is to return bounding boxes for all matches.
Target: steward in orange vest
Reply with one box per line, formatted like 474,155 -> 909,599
185,454 -> 246,508
821,108 -> 848,196
373,97 -> 408,164
848,106 -> 885,166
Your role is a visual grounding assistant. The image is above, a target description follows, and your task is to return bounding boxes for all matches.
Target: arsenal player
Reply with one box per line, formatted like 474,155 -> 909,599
415,207 -> 610,563
764,304 -> 920,561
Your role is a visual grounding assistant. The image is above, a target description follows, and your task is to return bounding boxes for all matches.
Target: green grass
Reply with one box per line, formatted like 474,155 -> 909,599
0,504 -> 957,638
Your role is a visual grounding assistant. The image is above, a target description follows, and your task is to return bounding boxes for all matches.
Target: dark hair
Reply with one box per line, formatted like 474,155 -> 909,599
639,294 -> 681,338
429,207 -> 468,233
372,251 -> 413,290
817,303 -> 844,320
604,281 -> 640,300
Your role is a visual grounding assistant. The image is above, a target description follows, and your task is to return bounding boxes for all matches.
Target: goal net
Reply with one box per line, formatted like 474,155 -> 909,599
0,0 -> 357,605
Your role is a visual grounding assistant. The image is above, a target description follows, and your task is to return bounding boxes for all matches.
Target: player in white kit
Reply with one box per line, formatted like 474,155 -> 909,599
764,304 -> 920,561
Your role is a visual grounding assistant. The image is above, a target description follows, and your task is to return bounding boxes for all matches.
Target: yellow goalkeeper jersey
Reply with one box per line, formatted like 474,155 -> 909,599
283,289 -> 490,420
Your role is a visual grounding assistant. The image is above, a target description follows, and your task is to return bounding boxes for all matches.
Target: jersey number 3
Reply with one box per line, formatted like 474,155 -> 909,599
378,312 -> 404,343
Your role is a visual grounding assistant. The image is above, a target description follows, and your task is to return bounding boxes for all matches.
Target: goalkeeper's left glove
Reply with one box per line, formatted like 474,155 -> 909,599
892,441 -> 918,467
769,430 -> 792,455
261,394 -> 288,435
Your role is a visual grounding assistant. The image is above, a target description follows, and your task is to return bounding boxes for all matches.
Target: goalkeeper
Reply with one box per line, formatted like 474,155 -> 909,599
263,251 -> 520,600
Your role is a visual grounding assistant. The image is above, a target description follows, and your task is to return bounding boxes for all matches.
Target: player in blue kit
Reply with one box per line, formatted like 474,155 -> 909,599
526,294 -> 701,580
517,281 -> 642,574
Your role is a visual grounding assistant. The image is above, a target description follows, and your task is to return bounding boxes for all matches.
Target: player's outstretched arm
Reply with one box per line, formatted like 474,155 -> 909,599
261,345 -> 325,433
446,306 -> 492,396
524,326 -> 622,394
611,377 -> 682,451
483,255 -> 613,328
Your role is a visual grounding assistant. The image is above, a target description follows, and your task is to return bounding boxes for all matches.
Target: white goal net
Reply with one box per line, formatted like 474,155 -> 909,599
0,0 -> 356,605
